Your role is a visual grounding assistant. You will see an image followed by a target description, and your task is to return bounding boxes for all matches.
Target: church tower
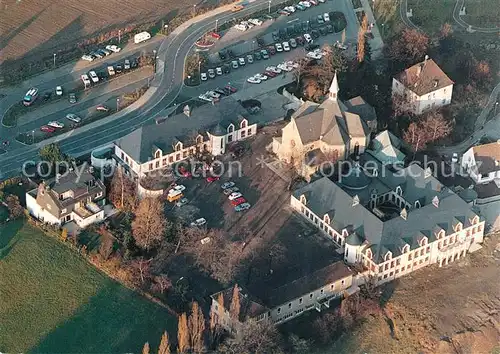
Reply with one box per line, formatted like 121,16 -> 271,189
328,71 -> 339,101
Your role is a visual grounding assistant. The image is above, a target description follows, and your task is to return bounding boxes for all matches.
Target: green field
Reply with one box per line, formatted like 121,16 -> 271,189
0,220 -> 177,353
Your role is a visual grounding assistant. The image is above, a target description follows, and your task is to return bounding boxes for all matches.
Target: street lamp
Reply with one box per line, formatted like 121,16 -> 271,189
193,4 -> 196,16
32,130 -> 35,143
116,98 -> 120,111
268,0 -> 271,14
53,53 -> 56,68
381,23 -> 385,35
495,101 -> 499,116
198,60 -> 201,74
215,19 -> 219,33
118,30 -> 122,44
153,49 -> 157,72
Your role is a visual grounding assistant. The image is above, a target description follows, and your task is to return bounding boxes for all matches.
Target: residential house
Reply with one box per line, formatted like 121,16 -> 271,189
113,97 -> 257,177
368,130 -> 406,166
291,152 -> 485,285
272,73 -> 376,181
461,142 -> 500,185
392,56 -> 454,115
209,262 -> 355,332
26,168 -> 106,228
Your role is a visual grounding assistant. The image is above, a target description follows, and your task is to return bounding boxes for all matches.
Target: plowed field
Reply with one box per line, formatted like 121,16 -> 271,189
0,0 -> 199,64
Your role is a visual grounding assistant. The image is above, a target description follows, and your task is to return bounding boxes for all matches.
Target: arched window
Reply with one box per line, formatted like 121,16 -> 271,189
384,251 -> 392,261
240,120 -> 247,129
323,214 -> 330,224
366,248 -> 372,259
227,124 -> 234,133
396,186 -> 403,196
402,244 -> 409,253
196,135 -> 203,144
414,200 -> 421,208
155,150 -> 161,159
299,194 -> 306,204
175,142 -> 182,152
420,237 -> 428,246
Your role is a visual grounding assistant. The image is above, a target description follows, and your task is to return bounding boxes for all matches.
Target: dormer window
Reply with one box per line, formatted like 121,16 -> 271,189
395,186 -> 403,196
436,229 -> 445,239
196,135 -> 203,144
402,244 -> 410,253
366,248 -> 373,259
227,124 -> 235,133
155,150 -> 161,159
414,200 -> 421,209
471,215 -> 479,224
175,142 -> 182,152
323,214 -> 330,224
454,222 -> 463,232
384,251 -> 392,261
240,120 -> 247,129
341,229 -> 349,238
299,194 -> 306,205
419,237 -> 428,246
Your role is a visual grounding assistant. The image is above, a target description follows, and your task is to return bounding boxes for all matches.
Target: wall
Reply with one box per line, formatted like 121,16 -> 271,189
91,146 -> 116,170
26,191 -> 61,225
137,182 -> 164,199
392,79 -> 453,115
73,210 -> 105,228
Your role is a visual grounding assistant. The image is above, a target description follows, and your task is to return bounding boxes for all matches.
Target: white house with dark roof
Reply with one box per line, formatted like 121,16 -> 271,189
272,73 -> 376,180
209,262 -> 355,332
113,97 -> 257,177
461,142 -> 500,185
290,152 -> 485,285
392,56 -> 454,115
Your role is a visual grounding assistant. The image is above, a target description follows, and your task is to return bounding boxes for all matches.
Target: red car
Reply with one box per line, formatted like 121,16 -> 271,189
267,46 -> 276,55
265,71 -> 277,78
182,171 -> 192,178
206,176 -> 220,183
40,125 -> 56,133
224,85 -> 237,93
231,197 -> 246,206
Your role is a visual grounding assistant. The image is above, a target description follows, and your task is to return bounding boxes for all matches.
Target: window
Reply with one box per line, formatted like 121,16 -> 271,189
156,161 -> 160,168
228,134 -> 233,143
309,293 -> 313,299
183,151 -> 187,158
241,120 -> 247,128
277,307 -> 281,314
299,298 -> 303,304
444,88 -> 447,93
384,263 -> 389,271
288,303 -> 292,309
408,253 -> 412,260
176,153 -> 181,161
438,241 -> 442,249
197,136 -> 203,144
330,284 -> 334,290
320,289 -> 324,295
420,249 -> 424,256
247,128 -> 252,136
163,158 -> 167,166
155,150 -> 161,158
427,95 -> 431,100
241,130 -> 246,138
396,259 -> 401,266
228,125 -> 234,133
61,208 -> 67,214
121,152 -> 124,160
341,279 -> 345,285
169,156 -> 174,163
149,163 -> 153,170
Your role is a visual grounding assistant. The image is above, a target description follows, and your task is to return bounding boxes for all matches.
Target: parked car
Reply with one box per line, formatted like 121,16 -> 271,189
231,197 -> 246,206
264,70 -> 277,78
248,18 -> 263,26
289,38 -> 297,48
115,64 -> 122,73
206,91 -> 221,99
169,185 -> 186,194
256,37 -> 266,47
190,218 -> 207,227
296,36 -> 305,45
299,1 -> 311,8
254,51 -> 262,60
254,73 -> 268,80
282,41 -> 290,51
216,67 -> 223,75
267,46 -> 276,55
47,121 -> 64,129
278,9 -> 290,16
272,31 -> 280,41
234,23 -> 248,31
246,54 -> 254,64
304,33 -> 313,43
91,51 -> 103,59
307,51 -> 322,59
247,76 -> 261,84
221,181 -> 235,189
176,198 -> 189,207
309,0 -> 318,5
225,85 -> 237,93
81,54 -> 94,62
65,113 -> 81,123
228,192 -> 243,200
278,62 -> 293,72
201,72 -> 208,81
311,29 -> 320,39
319,26 -> 327,36
231,60 -> 239,69
43,92 -> 51,101
266,66 -> 281,74
105,44 -> 121,53
326,24 -> 334,33
261,49 -> 270,59
275,43 -> 283,52
235,203 -> 251,211
68,93 -> 77,104
296,3 -> 306,10
40,125 -> 56,133
96,104 -> 110,112
238,57 -> 246,66
206,176 -> 220,183
55,86 -> 63,96
214,88 -> 227,96
208,68 -> 216,78
219,50 -> 227,60
284,5 -> 296,13
323,12 -> 330,22
89,70 -> 99,83
107,66 -> 115,76
99,48 -> 111,56
223,64 -> 231,74
124,59 -> 131,70
81,74 -> 91,86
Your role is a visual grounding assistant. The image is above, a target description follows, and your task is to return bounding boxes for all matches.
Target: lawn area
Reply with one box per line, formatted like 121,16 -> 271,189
0,205 -> 8,222
462,0 -> 500,27
407,0 -> 455,34
0,220 -> 177,353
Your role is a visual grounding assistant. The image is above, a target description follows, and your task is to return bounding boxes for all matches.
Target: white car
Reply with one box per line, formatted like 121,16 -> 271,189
206,90 -> 221,99
275,43 -> 283,52
190,218 -> 207,227
299,1 -> 311,7
254,73 -> 268,80
65,114 -> 81,123
304,33 -> 313,43
88,71 -> 99,83
216,67 -> 223,75
55,86 -> 63,96
286,60 -> 300,68
228,192 -> 243,200
334,41 -> 348,50
124,59 -> 131,70
47,121 -> 64,129
107,66 -> 115,76
282,42 -> 290,51
248,18 -> 263,26
105,44 -> 121,53
247,76 -> 261,84
234,23 -> 248,31
198,94 -> 213,102
169,185 -> 186,194
323,13 -> 330,22
81,54 -> 94,62
278,63 -> 293,72
307,51 -> 322,59
284,6 -> 296,13
238,57 -> 246,66
208,69 -> 216,78
266,66 -> 281,74
241,21 -> 254,29
452,153 -> 459,163
81,74 -> 91,86
221,181 -> 235,189
201,72 -> 208,81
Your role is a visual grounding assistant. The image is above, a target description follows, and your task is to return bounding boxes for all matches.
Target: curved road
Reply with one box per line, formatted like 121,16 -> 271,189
452,0 -> 500,33
0,0 -> 289,178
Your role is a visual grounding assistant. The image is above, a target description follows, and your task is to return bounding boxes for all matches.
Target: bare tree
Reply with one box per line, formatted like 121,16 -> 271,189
132,197 -> 167,250
142,342 -> 150,354
388,28 -> 429,64
99,231 -> 114,260
218,319 -> 284,354
425,111 -> 452,140
357,15 -> 368,63
177,312 -> 190,353
150,274 -> 172,294
5,194 -> 23,219
403,122 -> 424,152
158,331 -> 171,354
129,257 -> 152,285
109,168 -> 137,211
439,22 -> 453,39
229,284 -> 241,320
188,301 -> 206,353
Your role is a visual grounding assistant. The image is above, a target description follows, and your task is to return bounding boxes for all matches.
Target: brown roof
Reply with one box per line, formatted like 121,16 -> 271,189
473,142 -> 500,175
396,58 -> 454,96
211,286 -> 269,322
266,262 -> 353,307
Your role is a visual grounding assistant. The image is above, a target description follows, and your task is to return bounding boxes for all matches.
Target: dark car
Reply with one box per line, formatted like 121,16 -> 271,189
227,49 -> 235,58
265,70 -> 277,78
214,88 -> 227,96
296,36 -> 305,45
278,29 -> 287,39
311,29 -> 320,39
254,51 -> 262,60
115,64 -> 123,73
286,26 -> 295,37
260,49 -> 270,59
131,59 -> 139,68
305,43 -> 320,51
302,21 -> 309,32
256,37 -> 265,47
267,46 -> 276,55
223,64 -> 231,74
219,51 -> 227,60
289,38 -> 297,48
294,23 -> 302,34
272,31 -> 280,41
319,26 -> 327,36
326,24 -> 334,33
43,92 -> 51,101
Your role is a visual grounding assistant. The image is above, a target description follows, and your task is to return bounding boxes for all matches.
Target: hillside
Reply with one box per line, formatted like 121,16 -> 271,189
0,0 -> 200,64
330,232 -> 500,354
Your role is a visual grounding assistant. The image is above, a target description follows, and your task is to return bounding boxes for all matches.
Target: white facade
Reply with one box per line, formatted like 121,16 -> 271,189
392,79 -> 453,115
461,145 -> 500,185
26,192 -> 60,225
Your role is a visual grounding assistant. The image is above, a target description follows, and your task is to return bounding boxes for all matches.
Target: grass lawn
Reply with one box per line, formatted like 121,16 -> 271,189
0,205 -> 8,222
407,0 -> 455,34
0,220 -> 177,353
462,0 -> 500,27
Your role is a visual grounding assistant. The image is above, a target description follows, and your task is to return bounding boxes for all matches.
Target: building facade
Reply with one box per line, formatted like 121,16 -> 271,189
461,142 -> 500,185
26,168 -> 106,228
392,56 -> 454,115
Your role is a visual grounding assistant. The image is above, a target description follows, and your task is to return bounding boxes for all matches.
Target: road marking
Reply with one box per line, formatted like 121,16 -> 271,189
287,18 -> 299,23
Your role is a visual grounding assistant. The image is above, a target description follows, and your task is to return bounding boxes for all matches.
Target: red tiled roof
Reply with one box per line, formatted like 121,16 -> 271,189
395,58 -> 454,96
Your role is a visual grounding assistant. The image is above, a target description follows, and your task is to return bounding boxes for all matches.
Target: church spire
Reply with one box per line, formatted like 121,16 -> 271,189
329,71 -> 339,100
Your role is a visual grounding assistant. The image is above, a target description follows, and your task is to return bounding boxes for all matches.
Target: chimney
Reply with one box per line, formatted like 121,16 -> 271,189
56,173 -> 61,184
38,181 -> 46,195
416,65 -> 422,78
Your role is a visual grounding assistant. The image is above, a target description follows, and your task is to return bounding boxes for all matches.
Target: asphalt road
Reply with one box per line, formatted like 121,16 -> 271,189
0,0 -> 352,178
